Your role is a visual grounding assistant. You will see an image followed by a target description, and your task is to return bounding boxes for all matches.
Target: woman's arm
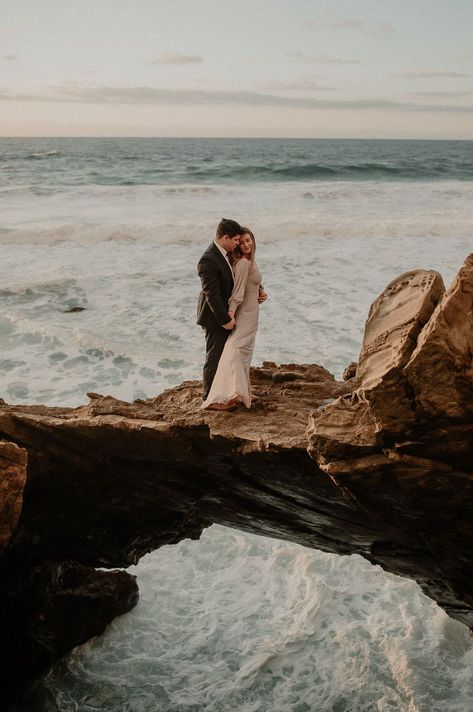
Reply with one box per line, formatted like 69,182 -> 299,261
228,259 -> 250,314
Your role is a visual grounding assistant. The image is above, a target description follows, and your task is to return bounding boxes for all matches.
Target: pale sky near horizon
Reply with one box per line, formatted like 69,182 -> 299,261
1,0 -> 473,138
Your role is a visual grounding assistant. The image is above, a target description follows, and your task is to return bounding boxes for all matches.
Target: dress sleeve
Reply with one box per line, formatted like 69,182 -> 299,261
229,259 -> 250,313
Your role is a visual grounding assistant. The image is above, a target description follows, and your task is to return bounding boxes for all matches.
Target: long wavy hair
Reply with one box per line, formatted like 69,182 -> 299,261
231,227 -> 256,265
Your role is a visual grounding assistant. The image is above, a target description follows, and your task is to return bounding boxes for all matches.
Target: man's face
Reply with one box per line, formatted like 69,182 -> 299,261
221,234 -> 240,253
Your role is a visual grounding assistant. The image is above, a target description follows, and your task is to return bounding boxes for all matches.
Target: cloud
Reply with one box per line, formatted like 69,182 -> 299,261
324,18 -> 394,35
288,52 -> 361,65
406,90 -> 472,98
2,54 -> 16,60
317,54 -> 362,65
398,70 -> 470,79
150,53 -> 202,65
0,89 -> 53,102
327,18 -> 364,31
374,22 -> 394,35
1,84 -> 473,114
264,80 -> 334,92
303,18 -> 317,31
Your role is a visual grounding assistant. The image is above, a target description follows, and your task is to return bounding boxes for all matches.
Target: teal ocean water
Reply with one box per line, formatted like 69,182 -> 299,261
2,138 -> 473,711
2,137 -> 473,186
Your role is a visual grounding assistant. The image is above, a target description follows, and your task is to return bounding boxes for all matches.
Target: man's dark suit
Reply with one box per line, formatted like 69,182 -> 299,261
197,242 -> 234,399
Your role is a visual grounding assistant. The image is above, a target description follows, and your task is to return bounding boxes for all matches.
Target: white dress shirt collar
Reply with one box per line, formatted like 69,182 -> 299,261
214,240 -> 233,271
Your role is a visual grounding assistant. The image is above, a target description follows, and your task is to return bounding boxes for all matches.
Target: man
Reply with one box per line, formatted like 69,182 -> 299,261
197,218 -> 242,400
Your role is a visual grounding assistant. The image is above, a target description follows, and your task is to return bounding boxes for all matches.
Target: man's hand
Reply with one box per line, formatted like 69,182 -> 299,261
258,287 -> 268,304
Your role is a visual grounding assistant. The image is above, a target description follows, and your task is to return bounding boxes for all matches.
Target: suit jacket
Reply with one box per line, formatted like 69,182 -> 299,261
197,242 -> 234,330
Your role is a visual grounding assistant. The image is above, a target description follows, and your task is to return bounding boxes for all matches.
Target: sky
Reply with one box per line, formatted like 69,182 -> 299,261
1,0 -> 473,138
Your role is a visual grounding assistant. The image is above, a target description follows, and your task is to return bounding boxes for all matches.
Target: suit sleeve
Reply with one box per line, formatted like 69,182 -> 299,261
229,259 -> 250,314
198,257 -> 232,326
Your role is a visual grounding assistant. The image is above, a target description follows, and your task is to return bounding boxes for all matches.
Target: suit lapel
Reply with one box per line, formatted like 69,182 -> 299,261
211,243 -> 234,281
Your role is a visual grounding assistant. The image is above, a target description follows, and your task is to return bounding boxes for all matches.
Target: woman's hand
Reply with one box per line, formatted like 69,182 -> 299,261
258,288 -> 268,304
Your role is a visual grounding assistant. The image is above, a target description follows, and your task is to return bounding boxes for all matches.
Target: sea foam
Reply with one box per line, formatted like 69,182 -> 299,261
16,527 -> 473,712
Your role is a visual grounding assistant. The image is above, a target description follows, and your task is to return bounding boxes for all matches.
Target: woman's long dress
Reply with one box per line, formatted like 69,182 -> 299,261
201,258 -> 261,409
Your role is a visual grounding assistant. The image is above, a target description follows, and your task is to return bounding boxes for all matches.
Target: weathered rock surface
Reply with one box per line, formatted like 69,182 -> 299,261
308,253 -> 473,628
356,268 -> 445,435
0,363 -> 355,569
0,440 -> 27,552
1,254 -> 473,702
405,253 -> 473,421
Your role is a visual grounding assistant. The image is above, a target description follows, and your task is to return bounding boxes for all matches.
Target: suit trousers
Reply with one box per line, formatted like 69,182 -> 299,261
202,326 -> 229,399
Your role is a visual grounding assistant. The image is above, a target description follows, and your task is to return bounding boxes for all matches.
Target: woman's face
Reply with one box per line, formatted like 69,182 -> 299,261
240,233 -> 254,257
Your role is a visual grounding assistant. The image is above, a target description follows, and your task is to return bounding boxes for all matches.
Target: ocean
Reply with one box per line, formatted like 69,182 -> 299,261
2,137 -> 473,711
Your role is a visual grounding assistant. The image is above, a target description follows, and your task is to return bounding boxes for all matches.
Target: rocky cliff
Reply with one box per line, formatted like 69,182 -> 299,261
1,254 -> 473,700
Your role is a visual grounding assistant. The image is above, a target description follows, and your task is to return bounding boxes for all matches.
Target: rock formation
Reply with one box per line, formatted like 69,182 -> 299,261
308,253 -> 473,626
1,254 -> 473,702
0,440 -> 26,551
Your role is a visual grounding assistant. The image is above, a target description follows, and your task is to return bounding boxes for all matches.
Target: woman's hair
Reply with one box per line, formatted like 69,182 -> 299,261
231,227 -> 256,264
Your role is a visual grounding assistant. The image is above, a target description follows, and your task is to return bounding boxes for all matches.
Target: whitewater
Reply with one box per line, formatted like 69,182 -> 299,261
2,138 -> 473,711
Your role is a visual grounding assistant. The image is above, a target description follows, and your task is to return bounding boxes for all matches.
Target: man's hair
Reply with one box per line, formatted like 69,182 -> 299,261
216,218 -> 242,239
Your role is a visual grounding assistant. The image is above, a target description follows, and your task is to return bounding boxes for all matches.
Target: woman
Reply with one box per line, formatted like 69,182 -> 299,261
201,228 -> 262,410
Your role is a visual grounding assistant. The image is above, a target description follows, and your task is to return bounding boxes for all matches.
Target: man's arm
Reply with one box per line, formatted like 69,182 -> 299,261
198,258 -> 234,327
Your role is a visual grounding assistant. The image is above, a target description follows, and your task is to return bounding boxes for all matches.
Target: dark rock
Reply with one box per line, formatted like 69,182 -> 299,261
1,559 -> 137,703
0,441 -> 27,553
342,362 -> 358,381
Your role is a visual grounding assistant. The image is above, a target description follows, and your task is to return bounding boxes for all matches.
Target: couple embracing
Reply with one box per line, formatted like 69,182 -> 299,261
197,218 -> 267,411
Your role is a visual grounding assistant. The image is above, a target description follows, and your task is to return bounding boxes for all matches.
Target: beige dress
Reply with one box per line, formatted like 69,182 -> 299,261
201,258 -> 261,409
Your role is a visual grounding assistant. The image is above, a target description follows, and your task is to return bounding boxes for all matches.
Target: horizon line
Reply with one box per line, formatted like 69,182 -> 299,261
1,135 -> 473,141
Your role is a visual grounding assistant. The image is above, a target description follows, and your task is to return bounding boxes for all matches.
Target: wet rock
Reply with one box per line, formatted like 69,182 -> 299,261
1,560 -> 137,702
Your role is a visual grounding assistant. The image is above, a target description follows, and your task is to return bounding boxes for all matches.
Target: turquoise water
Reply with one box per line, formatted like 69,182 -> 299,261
2,138 -> 473,187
